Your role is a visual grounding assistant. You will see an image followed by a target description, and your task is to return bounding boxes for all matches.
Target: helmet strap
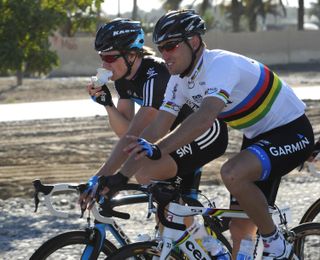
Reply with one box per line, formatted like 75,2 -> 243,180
179,37 -> 202,78
119,52 -> 137,80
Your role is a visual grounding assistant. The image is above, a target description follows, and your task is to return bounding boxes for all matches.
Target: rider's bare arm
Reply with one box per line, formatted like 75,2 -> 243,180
140,110 -> 177,142
106,99 -> 135,138
96,106 -> 159,176
157,97 -> 225,155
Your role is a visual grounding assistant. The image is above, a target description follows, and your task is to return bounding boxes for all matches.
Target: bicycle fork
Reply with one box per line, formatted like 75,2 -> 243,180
81,223 -> 106,260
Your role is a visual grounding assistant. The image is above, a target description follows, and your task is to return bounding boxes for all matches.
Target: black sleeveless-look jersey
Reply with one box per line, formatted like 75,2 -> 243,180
114,56 -> 192,130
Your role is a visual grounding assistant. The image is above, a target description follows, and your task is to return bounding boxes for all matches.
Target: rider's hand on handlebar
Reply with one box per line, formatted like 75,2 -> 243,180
87,83 -> 114,107
78,172 -> 129,210
99,172 -> 129,197
78,175 -> 99,210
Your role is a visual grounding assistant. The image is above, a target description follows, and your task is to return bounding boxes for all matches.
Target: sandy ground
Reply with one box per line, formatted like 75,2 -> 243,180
0,70 -> 319,199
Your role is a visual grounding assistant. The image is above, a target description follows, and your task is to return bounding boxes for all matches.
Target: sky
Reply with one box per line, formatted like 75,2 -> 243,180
102,0 -> 316,16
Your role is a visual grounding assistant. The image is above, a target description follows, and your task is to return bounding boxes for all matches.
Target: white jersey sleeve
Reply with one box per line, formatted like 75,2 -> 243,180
203,53 -> 242,105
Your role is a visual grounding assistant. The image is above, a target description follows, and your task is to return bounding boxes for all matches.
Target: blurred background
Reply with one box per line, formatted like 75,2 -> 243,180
0,2 -> 319,258
0,0 -> 320,84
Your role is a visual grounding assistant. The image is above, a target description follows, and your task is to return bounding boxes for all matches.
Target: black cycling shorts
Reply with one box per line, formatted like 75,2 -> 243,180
230,114 -> 314,206
169,119 -> 228,191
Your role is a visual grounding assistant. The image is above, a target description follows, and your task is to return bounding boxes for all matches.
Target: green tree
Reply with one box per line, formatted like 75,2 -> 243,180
0,0 -> 103,86
49,0 -> 104,36
309,0 -> 320,27
222,0 -> 286,32
161,0 -> 183,11
298,0 -> 304,30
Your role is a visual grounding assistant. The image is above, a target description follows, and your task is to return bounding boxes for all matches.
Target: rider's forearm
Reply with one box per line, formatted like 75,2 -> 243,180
105,106 -> 133,137
140,111 -> 176,142
95,136 -> 132,177
97,107 -> 158,177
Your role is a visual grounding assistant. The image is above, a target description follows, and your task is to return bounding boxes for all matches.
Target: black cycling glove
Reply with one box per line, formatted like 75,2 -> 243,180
98,172 -> 129,198
91,84 -> 114,107
137,138 -> 162,160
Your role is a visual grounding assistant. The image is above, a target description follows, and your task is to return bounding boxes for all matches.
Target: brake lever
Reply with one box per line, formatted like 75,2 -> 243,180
147,193 -> 154,218
34,191 -> 40,213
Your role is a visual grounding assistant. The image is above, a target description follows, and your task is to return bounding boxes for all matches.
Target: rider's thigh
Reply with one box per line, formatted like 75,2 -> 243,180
134,154 -> 177,184
221,150 -> 262,185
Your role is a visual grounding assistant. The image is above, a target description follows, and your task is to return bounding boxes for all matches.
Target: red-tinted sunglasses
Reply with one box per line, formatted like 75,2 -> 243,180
157,39 -> 184,53
99,53 -> 122,63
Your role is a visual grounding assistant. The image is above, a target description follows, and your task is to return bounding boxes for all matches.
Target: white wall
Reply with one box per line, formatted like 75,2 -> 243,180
49,30 -> 320,76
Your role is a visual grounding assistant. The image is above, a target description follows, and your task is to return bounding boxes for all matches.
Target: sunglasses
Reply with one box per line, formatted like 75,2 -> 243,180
157,39 -> 184,53
99,53 -> 122,63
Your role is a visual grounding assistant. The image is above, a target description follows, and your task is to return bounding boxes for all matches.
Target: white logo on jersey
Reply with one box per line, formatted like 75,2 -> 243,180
269,137 -> 310,156
171,83 -> 178,100
176,144 -> 193,157
205,88 -> 218,95
186,99 -> 199,111
146,67 -> 157,79
188,80 -> 195,89
257,140 -> 271,147
192,94 -> 203,103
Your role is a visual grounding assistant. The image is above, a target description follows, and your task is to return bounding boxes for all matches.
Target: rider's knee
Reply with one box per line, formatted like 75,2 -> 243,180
220,162 -> 239,187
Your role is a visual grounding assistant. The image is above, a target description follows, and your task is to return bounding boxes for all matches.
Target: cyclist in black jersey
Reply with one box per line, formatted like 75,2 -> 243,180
80,18 -> 228,209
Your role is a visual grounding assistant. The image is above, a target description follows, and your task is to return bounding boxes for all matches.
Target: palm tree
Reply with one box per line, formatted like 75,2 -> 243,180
161,0 -> 183,11
231,0 -> 242,32
309,0 -> 320,27
222,0 -> 286,32
298,0 -> 304,30
132,0 -> 138,20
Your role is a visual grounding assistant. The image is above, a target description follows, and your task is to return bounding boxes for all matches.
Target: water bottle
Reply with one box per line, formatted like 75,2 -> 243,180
91,68 -> 112,88
202,236 -> 231,260
135,233 -> 151,242
236,236 -> 254,260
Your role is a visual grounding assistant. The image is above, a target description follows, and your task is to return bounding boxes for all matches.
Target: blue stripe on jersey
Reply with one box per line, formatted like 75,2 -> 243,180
219,63 -> 266,117
246,144 -> 271,181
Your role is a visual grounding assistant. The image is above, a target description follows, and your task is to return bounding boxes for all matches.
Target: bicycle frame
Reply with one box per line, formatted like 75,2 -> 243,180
33,180 -> 150,258
157,201 -> 292,259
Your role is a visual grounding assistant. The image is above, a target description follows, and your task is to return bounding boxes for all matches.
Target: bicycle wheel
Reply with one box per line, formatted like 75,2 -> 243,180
107,241 -> 185,259
30,230 -> 117,260
300,198 -> 320,223
291,222 -> 320,260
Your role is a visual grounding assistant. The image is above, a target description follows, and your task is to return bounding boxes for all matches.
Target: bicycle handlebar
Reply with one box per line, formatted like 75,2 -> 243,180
33,179 -> 213,231
32,179 -> 149,222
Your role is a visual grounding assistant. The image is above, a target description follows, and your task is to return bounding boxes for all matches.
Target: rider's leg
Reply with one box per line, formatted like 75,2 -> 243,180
221,150 -> 275,234
229,216 -> 257,259
134,154 -> 177,183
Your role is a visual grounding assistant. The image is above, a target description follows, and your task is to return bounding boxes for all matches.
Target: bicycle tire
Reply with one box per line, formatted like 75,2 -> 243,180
107,241 -> 186,259
29,230 -> 117,260
291,222 -> 320,260
300,198 -> 320,223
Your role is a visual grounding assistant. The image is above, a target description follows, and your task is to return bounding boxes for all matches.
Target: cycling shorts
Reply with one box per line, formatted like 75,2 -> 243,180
169,119 -> 228,191
231,114 -> 314,206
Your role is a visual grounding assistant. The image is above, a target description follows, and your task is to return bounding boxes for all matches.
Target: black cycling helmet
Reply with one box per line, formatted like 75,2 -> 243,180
95,18 -> 145,79
153,10 -> 206,78
153,9 -> 206,44
95,18 -> 144,52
